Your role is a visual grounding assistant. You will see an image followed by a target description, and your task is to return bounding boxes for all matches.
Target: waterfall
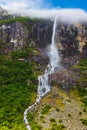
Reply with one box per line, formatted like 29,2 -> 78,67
23,16 -> 60,130
38,16 -> 60,97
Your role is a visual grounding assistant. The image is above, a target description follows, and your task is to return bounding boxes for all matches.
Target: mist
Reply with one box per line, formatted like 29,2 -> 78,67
19,9 -> 87,24
1,0 -> 87,23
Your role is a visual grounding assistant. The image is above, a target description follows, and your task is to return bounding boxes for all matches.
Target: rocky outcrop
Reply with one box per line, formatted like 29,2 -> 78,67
51,69 -> 78,90
0,22 -> 29,54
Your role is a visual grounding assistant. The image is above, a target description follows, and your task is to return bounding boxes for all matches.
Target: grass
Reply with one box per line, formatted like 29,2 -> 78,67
0,16 -> 41,25
0,17 -> 30,25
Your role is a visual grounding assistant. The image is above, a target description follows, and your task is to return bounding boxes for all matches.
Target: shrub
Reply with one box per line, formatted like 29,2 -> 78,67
77,86 -> 87,97
79,112 -> 82,115
40,115 -> 44,120
57,124 -> 65,129
41,104 -> 51,114
50,118 -> 56,122
80,118 -> 87,126
51,124 -> 65,130
56,108 -> 60,112
83,108 -> 87,112
59,119 -> 62,123
68,113 -> 72,117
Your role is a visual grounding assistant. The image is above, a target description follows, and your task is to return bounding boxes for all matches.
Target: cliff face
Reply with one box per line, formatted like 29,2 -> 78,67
0,22 -> 29,53
0,19 -> 53,54
56,23 -> 87,67
0,8 -> 87,67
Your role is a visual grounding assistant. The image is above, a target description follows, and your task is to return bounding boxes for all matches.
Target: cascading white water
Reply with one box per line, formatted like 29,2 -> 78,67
38,16 -> 60,97
23,16 -> 61,130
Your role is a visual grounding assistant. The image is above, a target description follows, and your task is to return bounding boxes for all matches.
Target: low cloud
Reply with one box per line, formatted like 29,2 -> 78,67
20,9 -> 87,24
0,0 -> 87,23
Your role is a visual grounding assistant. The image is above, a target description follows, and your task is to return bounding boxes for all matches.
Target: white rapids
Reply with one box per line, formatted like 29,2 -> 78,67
23,16 -> 61,130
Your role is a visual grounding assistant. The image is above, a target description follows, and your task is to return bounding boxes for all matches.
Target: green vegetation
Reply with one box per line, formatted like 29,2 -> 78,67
74,58 -> 87,72
56,108 -> 60,112
41,104 -> 51,114
0,17 -> 41,25
27,112 -> 42,130
0,50 -> 38,130
72,58 -> 87,111
82,98 -> 87,107
83,108 -> 87,112
79,112 -> 82,115
57,124 -> 65,130
50,118 -> 56,122
0,17 -> 29,24
77,86 -> 87,110
73,58 -> 87,82
12,48 -> 32,60
68,113 -> 72,117
11,47 -> 38,60
77,86 -> 87,97
40,115 -> 44,120
59,119 -> 62,123
50,123 -> 65,130
80,118 -> 87,126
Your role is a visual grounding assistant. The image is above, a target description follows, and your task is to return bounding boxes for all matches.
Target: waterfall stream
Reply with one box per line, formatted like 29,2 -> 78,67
23,16 -> 60,130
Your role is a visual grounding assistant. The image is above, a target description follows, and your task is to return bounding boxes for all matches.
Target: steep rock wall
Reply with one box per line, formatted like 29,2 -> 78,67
0,17 -> 87,65
56,23 -> 87,67
0,19 -> 53,54
0,22 -> 28,53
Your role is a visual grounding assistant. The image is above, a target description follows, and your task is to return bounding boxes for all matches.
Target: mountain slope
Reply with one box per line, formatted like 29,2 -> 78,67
0,7 -> 87,130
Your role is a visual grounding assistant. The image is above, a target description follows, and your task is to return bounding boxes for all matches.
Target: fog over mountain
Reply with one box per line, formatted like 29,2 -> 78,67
0,0 -> 87,23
